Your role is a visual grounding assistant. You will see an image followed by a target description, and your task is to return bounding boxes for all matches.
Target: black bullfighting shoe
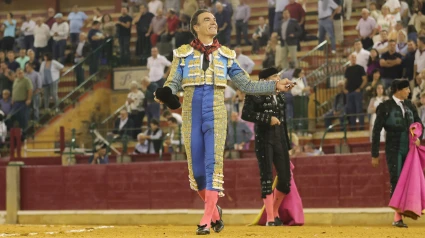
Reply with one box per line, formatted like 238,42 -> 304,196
392,220 -> 408,228
266,221 -> 277,226
211,205 -> 224,233
274,217 -> 283,226
196,224 -> 210,235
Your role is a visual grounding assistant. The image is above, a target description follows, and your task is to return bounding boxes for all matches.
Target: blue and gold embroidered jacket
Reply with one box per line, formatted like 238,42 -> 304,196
164,45 -> 277,95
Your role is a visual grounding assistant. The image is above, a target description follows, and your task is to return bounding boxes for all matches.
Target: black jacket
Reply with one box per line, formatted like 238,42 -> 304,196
113,117 -> 135,137
276,18 -> 301,46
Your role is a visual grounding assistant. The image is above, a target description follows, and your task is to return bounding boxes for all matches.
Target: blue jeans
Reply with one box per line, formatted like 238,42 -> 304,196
346,91 -> 364,130
319,17 -> 336,51
52,39 -> 66,63
70,33 -> 80,46
119,36 -> 131,66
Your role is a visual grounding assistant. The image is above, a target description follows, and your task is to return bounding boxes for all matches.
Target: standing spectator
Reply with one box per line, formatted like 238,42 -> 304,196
269,0 -> 276,35
25,62 -> 42,122
27,50 -> 40,72
0,64 -> 14,94
419,92 -> 425,126
134,4 -> 154,58
148,0 -> 164,16
415,36 -> 425,80
139,118 -> 162,153
403,40 -> 416,89
73,33 -> 90,85
175,14 -> 193,48
251,17 -> 270,54
161,9 -> 180,43
102,14 -> 116,39
277,9 -> 301,69
318,0 -> 341,54
20,15 -> 35,51
370,2 -> 382,22
146,9 -> 166,47
126,81 -> 145,139
1,13 -> 16,52
356,9 -> 377,50
16,49 -> 29,70
388,21 -> 406,41
396,30 -> 408,55
344,0 -> 352,20
373,30 -> 390,55
344,54 -> 367,131
182,0 -> 199,18
117,7 -> 133,66
323,80 -> 346,129
376,6 -> 396,36
380,40 -> 403,89
140,77 -> 159,125
39,53 -> 64,110
409,10 -> 425,33
384,0 -> 402,21
198,0 -> 212,11
113,109 -> 135,139
88,21 -> 105,75
226,111 -> 253,150
67,5 -> 88,46
367,84 -> 388,142
215,2 -> 232,47
6,51 -> 19,71
11,68 -> 33,136
165,0 -> 181,16
147,47 -> 171,87
274,0 -> 289,32
285,0 -> 305,50
400,0 -> 411,26
352,40 -> 371,72
50,13 -> 69,64
235,0 -> 252,46
367,49 -> 381,81
45,8 -> 56,29
33,17 -> 50,61
291,68 -> 310,131
263,33 -> 279,68
235,47 -> 255,74
0,90 -> 12,116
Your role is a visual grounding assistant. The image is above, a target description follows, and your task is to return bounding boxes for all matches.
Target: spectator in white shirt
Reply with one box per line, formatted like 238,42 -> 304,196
384,0 -> 401,21
373,30 -> 389,55
163,117 -> 182,152
396,30 -> 408,55
415,36 -> 425,77
126,81 -> 145,139
163,110 -> 183,125
352,40 -> 370,72
147,47 -> 171,87
356,8 -> 377,50
20,15 -> 36,50
33,17 -> 51,61
50,13 -> 69,63
0,111 -> 6,148
235,46 -> 255,74
148,0 -> 164,16
375,6 -> 396,43
400,0 -> 410,26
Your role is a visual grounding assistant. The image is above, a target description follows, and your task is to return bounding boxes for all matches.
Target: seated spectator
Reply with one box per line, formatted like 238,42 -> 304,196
304,143 -> 323,156
388,21 -> 406,41
134,133 -> 150,154
16,49 -> 29,70
126,81 -> 145,139
27,50 -> 40,72
407,25 -> 418,42
6,51 -> 19,71
396,30 -> 408,55
163,117 -> 182,152
364,69 -> 384,110
0,89 -> 12,115
89,139 -> 109,164
373,30 -> 389,55
226,112 -> 253,150
251,17 -> 269,54
146,9 -> 167,47
139,119 -> 163,153
366,49 -> 381,82
418,92 -> 425,126
0,52 -> 5,64
323,80 -> 346,129
113,109 -> 135,139
367,84 -> 388,142
161,9 -> 179,43
162,110 -> 182,124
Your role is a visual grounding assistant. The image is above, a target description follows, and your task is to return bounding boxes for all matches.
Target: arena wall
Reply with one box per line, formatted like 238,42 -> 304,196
0,167 -> 5,211
1,153 -> 390,211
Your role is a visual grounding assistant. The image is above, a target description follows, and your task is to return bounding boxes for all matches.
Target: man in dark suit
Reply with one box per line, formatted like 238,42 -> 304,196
113,108 -> 135,139
73,33 -> 91,86
276,9 -> 301,70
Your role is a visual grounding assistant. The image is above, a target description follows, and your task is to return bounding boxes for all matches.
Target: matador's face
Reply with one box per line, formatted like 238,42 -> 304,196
194,12 -> 218,38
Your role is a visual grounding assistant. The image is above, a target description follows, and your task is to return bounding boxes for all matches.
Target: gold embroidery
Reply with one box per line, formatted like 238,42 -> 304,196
181,87 -> 198,191
218,46 -> 236,59
174,44 -> 193,57
212,87 -> 227,197
188,59 -> 201,68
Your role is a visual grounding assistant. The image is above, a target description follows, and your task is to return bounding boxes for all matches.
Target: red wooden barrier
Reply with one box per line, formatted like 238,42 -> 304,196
17,153 -> 390,210
0,167 -> 5,210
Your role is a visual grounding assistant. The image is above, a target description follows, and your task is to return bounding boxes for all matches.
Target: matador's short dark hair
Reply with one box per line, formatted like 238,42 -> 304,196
190,9 -> 212,38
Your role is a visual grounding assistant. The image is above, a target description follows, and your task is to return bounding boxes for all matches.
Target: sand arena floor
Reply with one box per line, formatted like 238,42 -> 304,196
1,225 -> 425,238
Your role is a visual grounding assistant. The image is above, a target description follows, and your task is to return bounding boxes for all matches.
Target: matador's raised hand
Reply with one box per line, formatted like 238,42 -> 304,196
276,78 -> 296,92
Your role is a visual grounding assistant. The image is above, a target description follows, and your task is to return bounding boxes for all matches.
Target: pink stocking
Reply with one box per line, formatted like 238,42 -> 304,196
197,190 -> 220,223
273,189 -> 286,218
199,190 -> 219,228
394,212 -> 402,222
263,194 -> 274,222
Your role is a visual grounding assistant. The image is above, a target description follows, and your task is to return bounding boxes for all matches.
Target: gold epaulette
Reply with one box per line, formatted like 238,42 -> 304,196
173,44 -> 194,58
218,46 -> 236,59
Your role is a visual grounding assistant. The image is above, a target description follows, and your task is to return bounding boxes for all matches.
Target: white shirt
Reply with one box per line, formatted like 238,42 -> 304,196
126,90 -> 145,112
33,23 -> 51,48
21,20 -> 36,36
384,0 -> 401,21
400,1 -> 411,18
291,78 -> 305,96
119,118 -> 129,130
373,41 -> 389,55
0,121 -> 6,143
352,48 -> 370,72
148,0 -> 164,16
415,49 -> 425,73
236,54 -> 255,74
392,95 -> 405,116
171,112 -> 183,124
50,21 -> 70,41
147,54 -> 172,82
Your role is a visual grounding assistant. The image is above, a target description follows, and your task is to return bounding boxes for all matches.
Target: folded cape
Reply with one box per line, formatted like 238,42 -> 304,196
155,87 -> 181,110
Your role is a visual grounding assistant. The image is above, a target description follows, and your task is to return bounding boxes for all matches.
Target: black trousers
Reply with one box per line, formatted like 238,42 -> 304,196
2,36 -> 14,51
361,37 -> 374,50
257,125 -> 291,198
